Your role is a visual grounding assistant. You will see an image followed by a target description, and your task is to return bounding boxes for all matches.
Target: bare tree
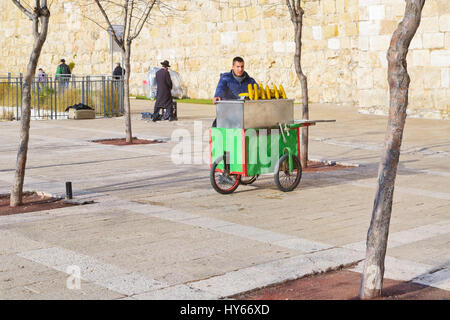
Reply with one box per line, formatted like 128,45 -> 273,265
359,0 -> 425,299
286,0 -> 309,168
10,0 -> 50,207
90,0 -> 167,143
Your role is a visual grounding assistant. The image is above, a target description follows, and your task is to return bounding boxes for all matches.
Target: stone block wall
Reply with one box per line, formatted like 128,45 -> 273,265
0,1 -> 113,76
0,0 -> 448,119
357,0 -> 449,119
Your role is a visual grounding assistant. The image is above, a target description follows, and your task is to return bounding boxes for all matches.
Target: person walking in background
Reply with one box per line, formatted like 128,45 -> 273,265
55,58 -> 71,91
152,60 -> 174,122
113,62 -> 125,80
37,68 -> 48,89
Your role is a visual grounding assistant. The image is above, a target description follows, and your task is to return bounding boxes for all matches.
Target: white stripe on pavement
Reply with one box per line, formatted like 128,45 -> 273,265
413,267 -> 450,291
187,247 -> 363,297
350,257 -> 450,291
17,246 -> 216,299
344,219 -> 450,251
350,181 -> 450,200
113,199 -> 332,253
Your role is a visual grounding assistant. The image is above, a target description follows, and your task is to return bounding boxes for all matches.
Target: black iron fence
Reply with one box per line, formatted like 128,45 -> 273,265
0,73 -> 124,120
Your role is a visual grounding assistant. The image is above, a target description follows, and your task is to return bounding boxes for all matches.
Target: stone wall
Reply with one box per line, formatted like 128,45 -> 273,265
0,0 -> 448,119
0,2 -> 113,75
357,0 -> 450,119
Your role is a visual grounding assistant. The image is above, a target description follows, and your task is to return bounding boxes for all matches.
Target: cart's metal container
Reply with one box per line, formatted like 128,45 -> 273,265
216,99 -> 294,129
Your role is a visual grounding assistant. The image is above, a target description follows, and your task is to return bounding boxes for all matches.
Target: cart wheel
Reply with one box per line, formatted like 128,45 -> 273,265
240,175 -> 259,185
274,154 -> 302,192
210,155 -> 241,194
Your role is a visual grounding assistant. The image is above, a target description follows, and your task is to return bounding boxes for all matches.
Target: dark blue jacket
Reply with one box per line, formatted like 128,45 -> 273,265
214,70 -> 257,99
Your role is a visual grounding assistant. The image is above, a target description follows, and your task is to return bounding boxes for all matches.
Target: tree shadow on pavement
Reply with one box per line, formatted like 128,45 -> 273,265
237,160 -> 420,193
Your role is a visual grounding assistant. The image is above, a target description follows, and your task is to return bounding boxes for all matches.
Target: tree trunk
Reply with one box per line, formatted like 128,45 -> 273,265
359,0 -> 425,299
10,73 -> 33,207
287,1 -> 309,169
93,0 -> 159,145
10,2 -> 49,207
123,46 -> 133,143
294,22 -> 309,169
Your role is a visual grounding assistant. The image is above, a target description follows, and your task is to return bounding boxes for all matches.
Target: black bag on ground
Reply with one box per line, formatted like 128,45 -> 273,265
162,101 -> 177,120
172,101 -> 177,119
65,103 -> 94,112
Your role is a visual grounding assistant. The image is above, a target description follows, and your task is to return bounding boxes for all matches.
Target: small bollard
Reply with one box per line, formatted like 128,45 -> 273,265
65,181 -> 73,200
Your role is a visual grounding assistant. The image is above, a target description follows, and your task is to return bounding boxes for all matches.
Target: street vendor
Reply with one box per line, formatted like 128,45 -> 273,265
212,57 -> 257,127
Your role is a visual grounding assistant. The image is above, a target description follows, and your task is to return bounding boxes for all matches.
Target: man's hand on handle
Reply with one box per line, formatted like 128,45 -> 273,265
213,97 -> 221,105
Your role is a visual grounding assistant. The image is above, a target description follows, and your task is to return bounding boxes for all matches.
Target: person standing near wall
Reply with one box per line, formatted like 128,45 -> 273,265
55,59 -> 71,90
113,62 -> 125,80
37,68 -> 48,89
152,60 -> 175,122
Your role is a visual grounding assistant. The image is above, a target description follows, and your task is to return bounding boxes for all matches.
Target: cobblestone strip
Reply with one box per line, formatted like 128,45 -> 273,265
17,246 -> 218,299
350,181 -> 450,200
344,219 -> 450,251
111,199 -> 332,253
11,198 -> 450,298
144,247 -> 364,299
350,257 -> 450,291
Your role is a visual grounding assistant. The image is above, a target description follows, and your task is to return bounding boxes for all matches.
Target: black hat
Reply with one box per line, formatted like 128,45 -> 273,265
60,59 -> 65,63
160,60 -> 170,67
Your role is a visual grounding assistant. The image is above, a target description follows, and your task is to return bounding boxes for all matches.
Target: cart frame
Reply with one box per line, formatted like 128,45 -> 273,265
209,121 -> 325,194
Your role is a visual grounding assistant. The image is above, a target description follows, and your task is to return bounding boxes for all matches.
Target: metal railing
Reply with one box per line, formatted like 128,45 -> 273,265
0,73 -> 124,120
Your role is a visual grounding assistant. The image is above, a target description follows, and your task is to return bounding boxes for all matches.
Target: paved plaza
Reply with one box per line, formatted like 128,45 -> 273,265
0,100 -> 449,299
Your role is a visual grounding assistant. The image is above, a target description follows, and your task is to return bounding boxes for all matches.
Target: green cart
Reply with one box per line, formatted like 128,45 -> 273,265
209,99 -> 334,194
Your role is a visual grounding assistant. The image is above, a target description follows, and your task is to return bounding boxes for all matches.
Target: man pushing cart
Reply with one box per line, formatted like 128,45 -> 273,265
210,59 -> 335,194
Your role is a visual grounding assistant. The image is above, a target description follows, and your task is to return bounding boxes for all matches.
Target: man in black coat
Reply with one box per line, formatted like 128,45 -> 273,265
112,62 -> 125,79
152,60 -> 174,121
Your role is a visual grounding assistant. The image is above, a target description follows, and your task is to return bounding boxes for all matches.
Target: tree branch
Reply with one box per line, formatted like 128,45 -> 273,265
286,0 -> 294,19
125,0 -> 134,44
94,0 -> 124,49
130,0 -> 156,41
12,0 -> 34,20
38,6 -> 50,43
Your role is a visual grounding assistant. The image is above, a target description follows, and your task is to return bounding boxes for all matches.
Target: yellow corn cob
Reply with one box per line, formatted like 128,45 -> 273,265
279,84 -> 287,99
253,83 -> 259,100
248,84 -> 254,100
265,85 -> 271,99
259,83 -> 266,99
273,85 -> 280,99
239,92 -> 249,100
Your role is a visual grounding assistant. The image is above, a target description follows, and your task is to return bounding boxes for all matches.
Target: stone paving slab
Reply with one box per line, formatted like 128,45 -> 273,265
0,102 -> 448,299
